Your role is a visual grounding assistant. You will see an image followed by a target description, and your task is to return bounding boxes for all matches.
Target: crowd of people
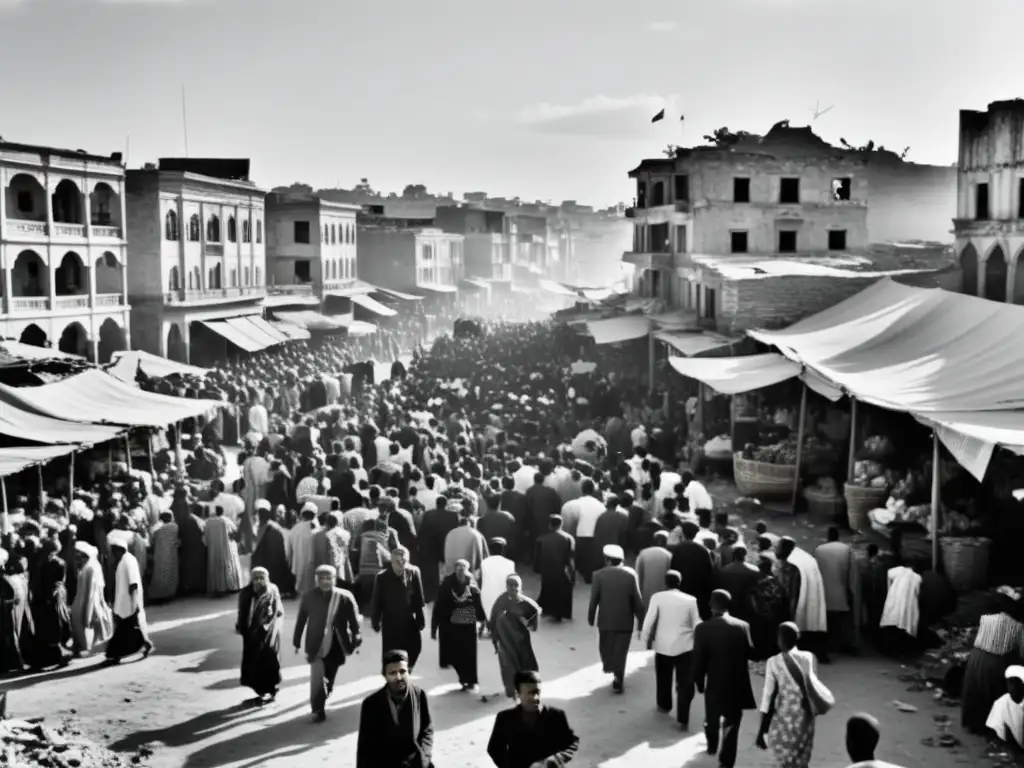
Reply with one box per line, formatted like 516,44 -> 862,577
0,299 -> 992,767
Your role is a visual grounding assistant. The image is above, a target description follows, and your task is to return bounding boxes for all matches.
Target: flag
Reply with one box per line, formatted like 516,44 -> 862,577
651,109 -> 665,123
679,113 -> 685,122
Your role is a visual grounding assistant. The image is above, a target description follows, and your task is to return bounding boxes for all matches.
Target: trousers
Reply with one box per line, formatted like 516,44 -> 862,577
704,707 -> 743,768
654,651 -> 694,725
309,656 -> 340,715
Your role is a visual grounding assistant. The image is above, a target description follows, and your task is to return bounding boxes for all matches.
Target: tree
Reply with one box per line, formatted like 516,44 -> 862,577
663,144 -> 679,157
838,138 -> 911,160
702,126 -> 757,146
402,183 -> 429,198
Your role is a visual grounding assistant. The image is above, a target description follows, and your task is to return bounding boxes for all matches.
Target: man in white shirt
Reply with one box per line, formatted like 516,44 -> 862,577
680,470 -> 713,514
988,666 -> 1024,751
639,570 -> 701,729
573,479 -> 606,584
207,479 -> 245,524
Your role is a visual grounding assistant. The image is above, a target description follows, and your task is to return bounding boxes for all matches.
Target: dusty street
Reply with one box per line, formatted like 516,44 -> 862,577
0,559 -> 991,768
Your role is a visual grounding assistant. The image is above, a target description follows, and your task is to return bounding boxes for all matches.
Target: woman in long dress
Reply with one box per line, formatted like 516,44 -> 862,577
148,511 -> 180,603
240,443 -> 272,555
756,622 -> 817,768
71,541 -> 113,655
204,508 -> 243,595
432,559 -> 487,691
235,566 -> 284,706
488,573 -> 541,700
30,538 -> 73,670
961,594 -> 1024,733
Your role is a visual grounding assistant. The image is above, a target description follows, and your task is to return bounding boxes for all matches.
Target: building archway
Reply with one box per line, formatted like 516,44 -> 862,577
51,179 -> 83,224
11,250 -> 47,296
89,182 -> 120,227
55,251 -> 88,295
19,323 -> 47,348
95,252 -> 122,295
5,174 -> 47,221
58,321 -> 90,359
166,323 -> 186,363
959,244 -> 978,296
97,318 -> 126,364
650,181 -> 666,207
984,246 -> 1008,302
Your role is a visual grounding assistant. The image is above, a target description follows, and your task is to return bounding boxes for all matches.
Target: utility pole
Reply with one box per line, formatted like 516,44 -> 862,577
810,99 -> 835,121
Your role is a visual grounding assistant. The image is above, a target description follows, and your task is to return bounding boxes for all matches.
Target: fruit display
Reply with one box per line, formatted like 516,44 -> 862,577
742,434 -> 836,466
857,435 -> 895,460
851,459 -> 887,488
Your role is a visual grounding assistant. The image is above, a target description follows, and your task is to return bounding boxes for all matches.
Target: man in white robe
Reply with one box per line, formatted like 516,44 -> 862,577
777,537 -> 829,659
480,537 -> 517,637
104,530 -> 153,665
289,503 -> 319,596
987,666 -> 1024,751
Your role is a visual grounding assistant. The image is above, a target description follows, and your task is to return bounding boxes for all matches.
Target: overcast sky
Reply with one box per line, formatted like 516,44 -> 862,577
0,0 -> 1019,207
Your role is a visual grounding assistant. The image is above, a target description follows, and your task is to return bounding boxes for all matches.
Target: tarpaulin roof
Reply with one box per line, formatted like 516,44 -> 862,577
374,286 -> 422,301
0,445 -> 80,478
245,315 -> 291,345
656,331 -> 738,357
0,385 -> 123,444
223,316 -> 284,348
460,277 -> 491,292
198,319 -> 264,353
107,351 -> 209,383
417,283 -> 458,294
669,353 -> 801,395
0,369 -> 220,427
269,321 -> 311,341
0,341 -> 85,368
351,293 -> 398,317
586,316 -> 650,345
749,278 -> 1024,413
276,310 -> 345,331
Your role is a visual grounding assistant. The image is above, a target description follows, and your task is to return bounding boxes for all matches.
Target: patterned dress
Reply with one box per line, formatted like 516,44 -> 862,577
149,522 -> 180,601
759,650 -> 816,768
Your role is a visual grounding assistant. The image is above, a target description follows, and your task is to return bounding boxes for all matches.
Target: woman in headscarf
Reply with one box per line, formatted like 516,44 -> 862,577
755,622 -> 821,768
30,537 -> 73,669
488,572 -> 541,700
962,589 -> 1024,734
1,547 -> 33,673
235,566 -> 284,706
71,540 -> 113,655
432,558 -> 487,692
149,510 -> 180,603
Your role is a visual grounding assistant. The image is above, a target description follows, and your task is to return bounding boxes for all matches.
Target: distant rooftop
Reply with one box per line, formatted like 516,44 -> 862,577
158,158 -> 252,182
0,139 -> 123,167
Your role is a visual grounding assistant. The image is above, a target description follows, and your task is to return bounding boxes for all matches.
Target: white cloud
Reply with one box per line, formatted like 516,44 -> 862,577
516,94 -> 676,139
647,21 -> 678,32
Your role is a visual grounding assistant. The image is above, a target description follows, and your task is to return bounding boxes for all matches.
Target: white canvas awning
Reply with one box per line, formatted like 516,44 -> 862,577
655,331 -> 738,357
270,321 -> 311,341
198,319 -> 265,353
108,351 -> 209,383
585,316 -> 651,345
417,283 -> 458,294
0,445 -> 82,478
351,293 -> 398,317
668,353 -> 801,395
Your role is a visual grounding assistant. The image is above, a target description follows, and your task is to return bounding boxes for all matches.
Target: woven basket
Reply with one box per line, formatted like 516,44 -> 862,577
940,536 -> 992,592
734,454 -> 797,499
844,483 -> 888,532
804,487 -> 846,522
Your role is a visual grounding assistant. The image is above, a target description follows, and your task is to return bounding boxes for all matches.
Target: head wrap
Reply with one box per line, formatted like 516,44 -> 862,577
250,566 -> 270,579
1006,665 -> 1024,682
301,501 -> 318,515
315,564 -> 337,576
74,541 -> 98,559
255,499 -> 272,512
107,530 -> 132,549
603,544 -> 625,560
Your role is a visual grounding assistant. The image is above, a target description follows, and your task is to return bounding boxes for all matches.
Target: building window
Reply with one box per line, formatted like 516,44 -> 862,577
733,178 -> 750,203
778,230 -> 797,253
256,220 -> 263,243
333,224 -> 339,244
188,214 -> 200,241
650,181 -> 666,207
168,266 -> 180,291
254,267 -> 261,286
1019,179 -> 1024,218
165,210 -> 179,241
16,190 -> 33,213
227,216 -> 237,242
244,266 -> 251,285
828,229 -> 847,251
975,183 -> 990,220
206,214 -> 220,242
832,178 -> 852,201
673,174 -> 689,202
636,180 -> 647,208
779,177 -> 800,204
230,268 -> 237,287
730,231 -> 748,254
294,220 -> 310,244
703,286 -> 716,320
323,224 -> 329,244
242,219 -> 251,243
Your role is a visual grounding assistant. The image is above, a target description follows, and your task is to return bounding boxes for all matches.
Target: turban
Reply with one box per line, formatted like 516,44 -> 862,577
255,499 -> 272,512
1007,665 -> 1024,682
250,566 -> 270,579
602,544 -> 624,561
315,565 -> 337,576
107,530 -> 132,549
74,541 -> 98,559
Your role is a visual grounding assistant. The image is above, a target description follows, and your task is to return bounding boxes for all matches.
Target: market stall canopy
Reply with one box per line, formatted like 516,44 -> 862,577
107,351 -> 209,383
417,283 -> 458,294
656,331 -> 739,357
0,369 -> 220,427
585,316 -> 651,345
0,341 -> 85,368
539,279 -> 580,298
275,310 -> 346,332
460,277 -> 491,292
749,278 -> 1024,413
222,316 -> 287,348
270,321 -> 311,341
246,315 -> 292,345
913,410 -> 1024,481
375,287 -> 422,301
0,445 -> 81,478
0,385 -> 123,445
350,293 -> 398,317
198,319 -> 265,353
668,353 -> 800,395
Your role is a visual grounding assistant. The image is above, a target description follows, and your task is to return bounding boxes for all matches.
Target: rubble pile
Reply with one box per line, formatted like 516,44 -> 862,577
0,716 -> 142,768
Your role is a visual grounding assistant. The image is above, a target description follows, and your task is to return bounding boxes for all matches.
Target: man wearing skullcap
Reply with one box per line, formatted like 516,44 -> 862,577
288,503 -> 319,596
588,543 -> 643,693
371,546 -> 426,672
356,648 -> 434,767
293,564 -> 362,723
845,713 -> 906,767
104,530 -> 154,665
985,665 -> 1024,753
535,514 -> 575,622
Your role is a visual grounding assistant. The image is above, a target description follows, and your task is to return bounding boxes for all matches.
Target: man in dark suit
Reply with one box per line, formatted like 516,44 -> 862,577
588,544 -> 644,693
692,589 -> 755,768
715,546 -> 760,624
486,670 -> 580,768
356,648 -> 434,768
370,546 -> 427,671
669,520 -> 715,619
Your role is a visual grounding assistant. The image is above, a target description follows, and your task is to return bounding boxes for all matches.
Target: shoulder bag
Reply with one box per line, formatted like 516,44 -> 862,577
781,651 -> 834,716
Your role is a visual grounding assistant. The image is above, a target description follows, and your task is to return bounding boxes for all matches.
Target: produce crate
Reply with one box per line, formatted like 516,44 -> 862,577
940,536 -> 992,592
844,482 -> 888,532
734,453 -> 797,500
804,487 -> 845,523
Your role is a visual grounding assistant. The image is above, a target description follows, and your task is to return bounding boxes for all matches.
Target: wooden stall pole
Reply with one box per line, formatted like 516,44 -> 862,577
68,451 -> 76,500
931,430 -> 941,572
37,464 -> 46,509
175,421 -> 184,473
124,434 -> 133,472
847,398 -> 858,482
647,327 -> 655,396
147,432 -> 155,474
791,382 -> 809,511
107,443 -> 113,477
1,477 -> 9,537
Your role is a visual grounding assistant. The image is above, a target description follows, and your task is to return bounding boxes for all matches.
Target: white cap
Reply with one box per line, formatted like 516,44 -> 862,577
1007,665 -> 1024,682
107,529 -> 132,549
603,544 -> 625,560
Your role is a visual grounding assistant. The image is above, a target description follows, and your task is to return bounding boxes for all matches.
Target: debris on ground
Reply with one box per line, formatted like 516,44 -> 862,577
893,700 -> 919,712
0,715 -> 147,767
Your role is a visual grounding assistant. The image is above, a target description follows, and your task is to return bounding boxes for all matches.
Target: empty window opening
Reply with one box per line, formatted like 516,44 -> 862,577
832,178 -> 852,201
778,230 -> 797,253
730,231 -> 748,254
828,230 -> 847,251
1018,179 -> 1024,219
294,220 -> 310,244
673,174 -> 689,202
779,177 -> 800,204
733,178 -> 750,203
975,183 -> 990,220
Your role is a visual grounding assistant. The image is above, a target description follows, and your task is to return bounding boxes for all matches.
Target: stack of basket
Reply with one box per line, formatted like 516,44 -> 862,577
844,483 -> 888,531
734,453 -> 797,500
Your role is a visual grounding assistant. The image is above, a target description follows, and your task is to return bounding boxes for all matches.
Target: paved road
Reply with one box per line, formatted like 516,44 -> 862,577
0,568 -> 987,768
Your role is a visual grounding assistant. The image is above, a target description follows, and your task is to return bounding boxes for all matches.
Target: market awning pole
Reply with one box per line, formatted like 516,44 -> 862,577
69,451 -> 75,501
125,434 -> 133,472
1,477 -> 9,537
647,328 -> 655,396
847,398 -> 858,482
37,464 -> 46,509
147,432 -> 155,474
931,430 -> 941,571
791,382 -> 808,512
175,422 -> 184,472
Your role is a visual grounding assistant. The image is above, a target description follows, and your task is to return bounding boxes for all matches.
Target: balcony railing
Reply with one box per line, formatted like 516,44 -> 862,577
94,294 -> 124,307
164,286 -> 265,304
91,225 -> 121,238
53,224 -> 85,238
10,297 -> 50,312
54,295 -> 90,310
267,283 -> 315,295
204,242 -> 223,255
6,219 -> 47,237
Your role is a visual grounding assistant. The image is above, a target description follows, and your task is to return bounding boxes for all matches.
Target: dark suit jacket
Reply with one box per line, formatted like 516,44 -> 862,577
669,539 -> 715,617
692,614 -> 756,714
486,705 -> 580,768
356,685 -> 433,768
588,564 -> 644,631
716,562 -> 760,621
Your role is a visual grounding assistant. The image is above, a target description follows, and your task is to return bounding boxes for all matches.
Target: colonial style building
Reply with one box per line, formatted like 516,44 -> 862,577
125,158 -> 282,365
954,99 -> 1024,303
356,217 -> 465,298
0,141 -> 130,362
433,206 -> 512,283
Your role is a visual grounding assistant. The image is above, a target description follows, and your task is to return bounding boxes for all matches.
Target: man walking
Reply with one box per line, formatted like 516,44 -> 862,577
356,649 -> 434,767
636,530 -> 672,613
370,546 -> 426,672
588,544 -> 644,693
640,570 -> 701,729
534,514 -> 575,622
293,564 -> 362,722
692,589 -> 755,768
814,526 -> 857,656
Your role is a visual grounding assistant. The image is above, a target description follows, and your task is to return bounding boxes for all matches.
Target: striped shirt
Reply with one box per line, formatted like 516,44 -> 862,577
974,612 -> 1024,656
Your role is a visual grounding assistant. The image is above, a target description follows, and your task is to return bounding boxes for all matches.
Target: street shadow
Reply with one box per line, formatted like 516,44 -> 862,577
175,646 -> 239,675
1,653 -> 151,692
205,675 -> 306,693
108,700 -> 302,754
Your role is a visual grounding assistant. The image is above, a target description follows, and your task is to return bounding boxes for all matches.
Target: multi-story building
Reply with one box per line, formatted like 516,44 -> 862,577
0,140 -> 130,362
954,99 -> 1024,303
433,206 -> 511,283
356,216 -> 465,299
125,158 -> 279,365
264,192 -> 360,311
